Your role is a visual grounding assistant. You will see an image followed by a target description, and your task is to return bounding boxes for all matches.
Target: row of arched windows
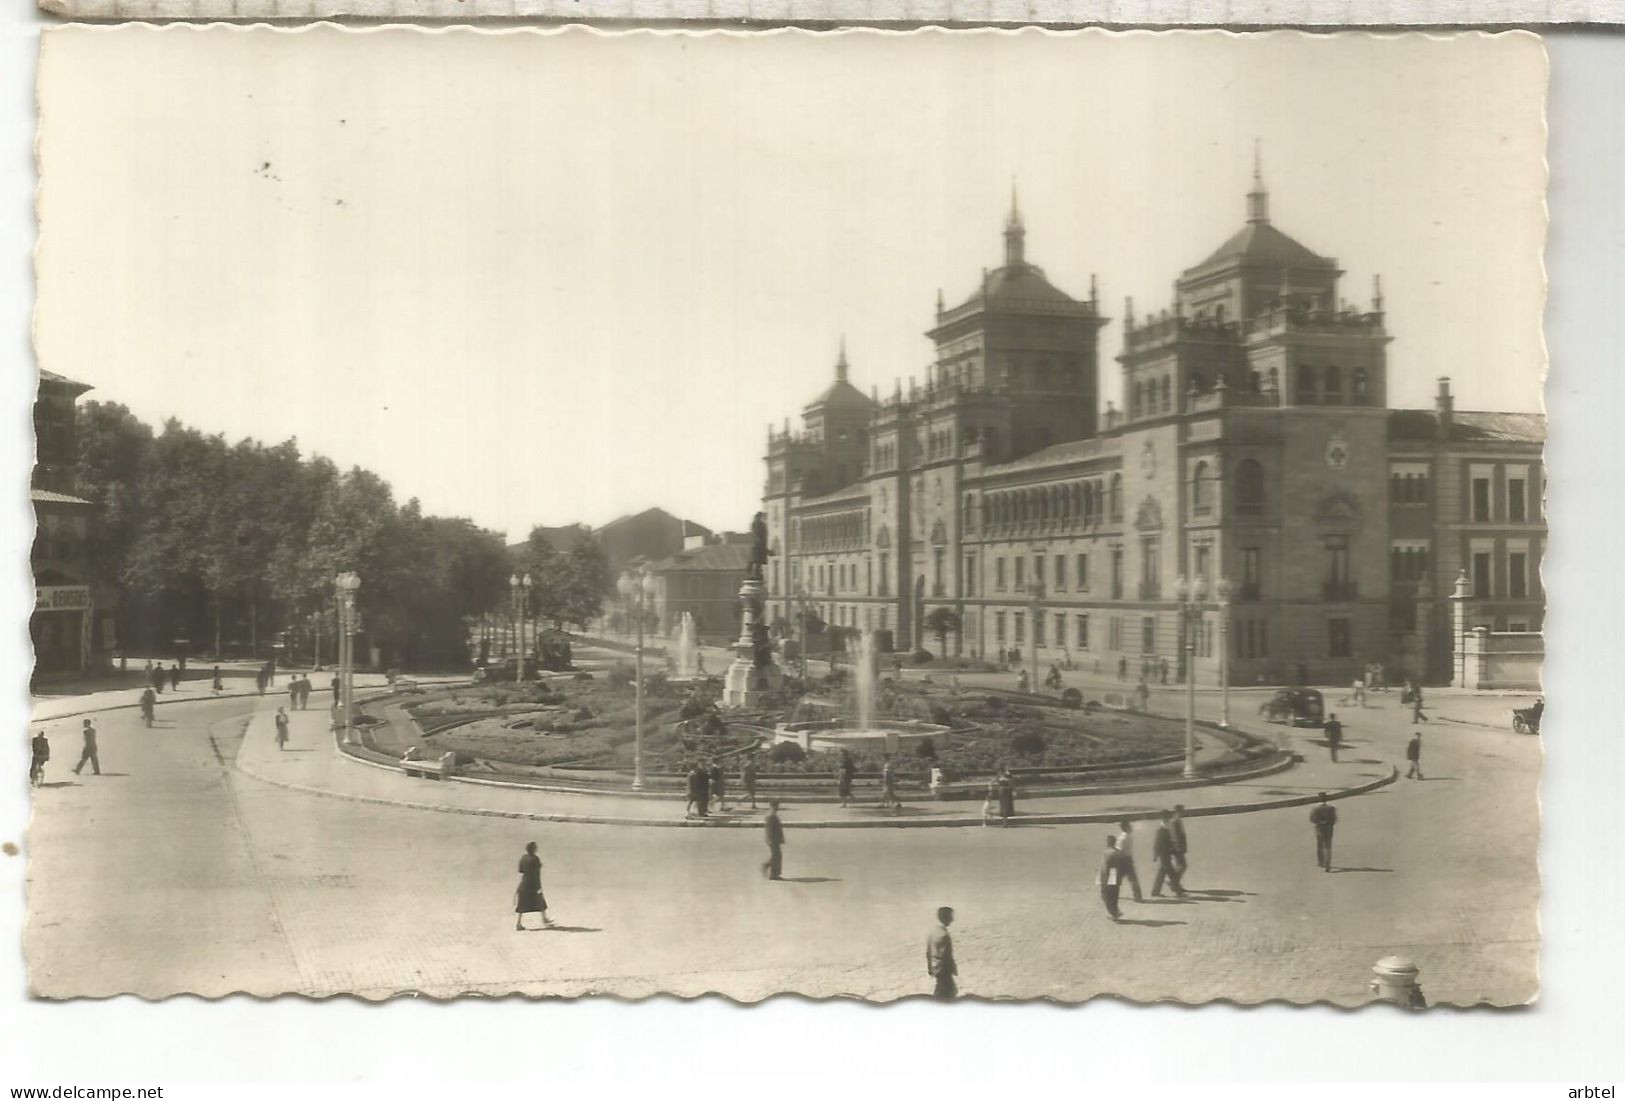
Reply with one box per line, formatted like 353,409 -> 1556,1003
803,511 -> 867,550
1188,459 -> 1269,515
1297,364 -> 1370,405
1131,376 -> 1174,419
975,474 -> 1126,534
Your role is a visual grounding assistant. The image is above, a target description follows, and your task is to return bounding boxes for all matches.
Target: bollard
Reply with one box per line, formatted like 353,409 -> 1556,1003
1369,955 -> 1427,1008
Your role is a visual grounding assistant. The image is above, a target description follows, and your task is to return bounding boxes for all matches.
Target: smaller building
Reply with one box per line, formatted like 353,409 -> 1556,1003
32,369 -> 114,677
646,540 -> 752,645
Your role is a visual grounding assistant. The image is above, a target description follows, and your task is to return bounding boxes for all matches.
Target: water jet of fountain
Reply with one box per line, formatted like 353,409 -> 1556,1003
674,612 -> 700,679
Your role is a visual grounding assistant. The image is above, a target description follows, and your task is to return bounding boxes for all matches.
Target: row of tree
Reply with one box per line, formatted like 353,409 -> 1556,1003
74,402 -> 610,670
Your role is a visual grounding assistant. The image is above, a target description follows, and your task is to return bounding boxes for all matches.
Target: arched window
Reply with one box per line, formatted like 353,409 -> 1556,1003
1324,365 -> 1343,403
1352,367 -> 1369,402
1192,460 -> 1210,513
1236,459 -> 1266,514
1109,473 -> 1123,522
1073,484 -> 1084,522
1131,382 -> 1143,418
1297,364 -> 1317,404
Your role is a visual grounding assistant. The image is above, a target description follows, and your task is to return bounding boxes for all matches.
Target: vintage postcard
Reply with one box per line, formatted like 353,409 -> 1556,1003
28,26 -> 1546,1004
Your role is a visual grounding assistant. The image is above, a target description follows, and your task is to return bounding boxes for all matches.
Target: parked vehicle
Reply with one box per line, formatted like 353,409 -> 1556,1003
1512,699 -> 1543,735
1259,687 -> 1325,727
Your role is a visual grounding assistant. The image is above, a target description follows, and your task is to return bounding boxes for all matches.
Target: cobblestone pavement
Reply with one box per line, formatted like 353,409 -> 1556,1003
24,689 -> 1538,1005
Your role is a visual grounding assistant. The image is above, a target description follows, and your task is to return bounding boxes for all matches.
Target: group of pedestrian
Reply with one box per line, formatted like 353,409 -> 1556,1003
254,660 -> 277,695
981,768 -> 1016,826
146,659 -> 182,696
1096,809 -> 1188,920
686,758 -> 748,817
285,674 -> 315,710
29,719 -> 103,787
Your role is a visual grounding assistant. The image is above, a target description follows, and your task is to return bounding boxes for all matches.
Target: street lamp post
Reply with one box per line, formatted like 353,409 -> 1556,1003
617,566 -> 657,791
1216,577 -> 1233,728
1029,576 -> 1045,692
335,571 -> 361,743
1174,574 -> 1207,778
510,573 -> 531,681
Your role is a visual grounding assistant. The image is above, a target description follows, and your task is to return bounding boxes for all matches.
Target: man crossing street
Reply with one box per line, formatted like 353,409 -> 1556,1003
72,719 -> 100,776
1310,793 -> 1338,871
1323,713 -> 1344,763
1150,811 -> 1186,897
1406,728 -> 1424,779
926,907 -> 958,1000
761,802 -> 785,880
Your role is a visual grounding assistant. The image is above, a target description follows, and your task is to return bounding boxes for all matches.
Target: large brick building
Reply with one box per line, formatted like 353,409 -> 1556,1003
763,171 -> 1545,686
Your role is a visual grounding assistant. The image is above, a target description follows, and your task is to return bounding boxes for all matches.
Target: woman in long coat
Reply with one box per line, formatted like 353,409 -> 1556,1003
997,768 -> 1016,822
514,841 -> 551,931
836,750 -> 855,807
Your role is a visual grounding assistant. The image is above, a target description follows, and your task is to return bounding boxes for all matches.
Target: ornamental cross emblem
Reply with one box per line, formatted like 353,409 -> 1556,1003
1326,436 -> 1350,470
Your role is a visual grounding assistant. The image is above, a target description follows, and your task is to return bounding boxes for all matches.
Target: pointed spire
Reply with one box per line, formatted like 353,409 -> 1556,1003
1125,296 -> 1135,327
1090,273 -> 1099,306
1372,274 -> 1384,313
1247,140 -> 1270,224
836,335 -> 849,383
936,287 -> 945,314
1003,180 -> 1026,267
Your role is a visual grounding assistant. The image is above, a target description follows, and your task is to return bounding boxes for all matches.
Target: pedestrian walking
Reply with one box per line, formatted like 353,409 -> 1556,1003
170,663 -> 181,691
741,754 -> 758,810
1310,793 -> 1338,871
1150,811 -> 1186,897
29,730 -> 50,788
274,707 -> 290,751
1135,678 -> 1151,711
1159,657 -> 1169,685
709,760 -> 728,812
211,665 -> 223,695
837,749 -> 855,807
1411,685 -> 1428,723
1323,713 -> 1343,763
1097,835 -> 1129,921
143,658 -> 153,680
685,763 -> 705,818
1117,655 -> 1127,681
255,667 -> 267,696
139,686 -> 156,727
1114,820 -> 1144,902
152,662 -> 165,695
761,802 -> 785,880
1406,729 -> 1424,779
696,760 -> 711,817
1169,804 -> 1189,876
926,907 -> 958,1000
880,757 -> 900,810
302,675 -> 313,709
981,777 -> 998,826
1351,676 -> 1365,708
996,767 -> 1015,823
329,674 -> 341,714
514,841 -> 553,930
1016,668 -> 1030,694
265,659 -> 277,687
72,719 -> 100,776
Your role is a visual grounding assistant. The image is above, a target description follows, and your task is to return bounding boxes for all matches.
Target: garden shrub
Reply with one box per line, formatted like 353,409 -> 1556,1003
573,671 -> 594,681
1061,688 -> 1083,710
1011,728 -> 1047,756
915,739 -> 937,759
770,741 -> 806,763
607,662 -> 634,689
985,695 -> 1007,714
928,704 -> 953,726
911,649 -> 934,665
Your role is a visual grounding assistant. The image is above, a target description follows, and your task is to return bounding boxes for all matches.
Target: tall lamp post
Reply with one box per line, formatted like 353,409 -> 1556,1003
616,566 -> 657,791
793,586 -> 811,680
335,571 -> 361,744
510,572 -> 531,681
1174,574 -> 1207,778
1029,575 -> 1046,692
1216,576 -> 1233,728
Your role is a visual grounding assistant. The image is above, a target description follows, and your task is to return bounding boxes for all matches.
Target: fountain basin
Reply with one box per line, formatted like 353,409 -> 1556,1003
774,718 -> 952,755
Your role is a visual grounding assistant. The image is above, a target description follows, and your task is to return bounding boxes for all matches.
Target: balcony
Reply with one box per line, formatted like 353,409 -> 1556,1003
1322,579 -> 1359,602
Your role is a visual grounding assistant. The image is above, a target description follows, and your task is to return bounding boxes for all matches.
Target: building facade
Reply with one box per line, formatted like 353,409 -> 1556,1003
647,538 -> 752,645
32,369 -> 114,676
763,174 -> 1545,686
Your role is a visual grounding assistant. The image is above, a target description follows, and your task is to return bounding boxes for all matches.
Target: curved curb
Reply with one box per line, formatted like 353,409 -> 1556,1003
30,681 -> 396,724
235,737 -> 1397,829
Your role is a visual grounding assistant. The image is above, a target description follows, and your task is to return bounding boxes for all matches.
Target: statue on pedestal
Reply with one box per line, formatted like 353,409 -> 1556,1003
749,511 -> 772,580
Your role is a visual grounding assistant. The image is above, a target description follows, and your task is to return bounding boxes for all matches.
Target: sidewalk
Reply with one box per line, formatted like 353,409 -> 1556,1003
234,706 -> 1395,830
28,671 -> 395,725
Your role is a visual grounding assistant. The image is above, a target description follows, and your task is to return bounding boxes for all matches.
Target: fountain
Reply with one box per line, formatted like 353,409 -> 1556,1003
671,611 -> 702,680
773,629 -> 950,755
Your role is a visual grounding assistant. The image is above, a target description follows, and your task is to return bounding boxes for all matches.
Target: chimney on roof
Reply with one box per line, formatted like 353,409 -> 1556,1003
1436,377 -> 1454,440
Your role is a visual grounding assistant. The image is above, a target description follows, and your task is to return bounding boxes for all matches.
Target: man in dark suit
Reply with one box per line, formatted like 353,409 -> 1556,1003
761,802 -> 785,880
1406,729 -> 1424,779
1150,811 -> 1186,897
1310,794 -> 1338,871
926,906 -> 958,1000
1169,804 -> 1189,876
1323,713 -> 1344,763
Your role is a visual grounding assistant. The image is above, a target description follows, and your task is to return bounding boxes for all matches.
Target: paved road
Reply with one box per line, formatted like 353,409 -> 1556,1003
24,690 -> 1539,1004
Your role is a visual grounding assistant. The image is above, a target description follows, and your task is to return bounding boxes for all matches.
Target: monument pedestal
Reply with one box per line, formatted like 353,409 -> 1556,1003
722,573 -> 782,709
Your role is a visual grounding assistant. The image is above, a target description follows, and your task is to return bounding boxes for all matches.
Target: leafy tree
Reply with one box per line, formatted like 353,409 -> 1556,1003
923,607 -> 962,656
74,402 -> 153,646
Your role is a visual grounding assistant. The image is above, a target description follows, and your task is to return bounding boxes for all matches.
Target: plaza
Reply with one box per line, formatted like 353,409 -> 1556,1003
25,649 -> 1539,1005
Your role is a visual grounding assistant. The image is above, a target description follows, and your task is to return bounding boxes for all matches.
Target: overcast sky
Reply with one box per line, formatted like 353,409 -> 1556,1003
36,27 -> 1546,540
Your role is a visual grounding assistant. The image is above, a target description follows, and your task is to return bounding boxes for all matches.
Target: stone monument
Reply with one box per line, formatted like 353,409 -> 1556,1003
723,512 -> 783,708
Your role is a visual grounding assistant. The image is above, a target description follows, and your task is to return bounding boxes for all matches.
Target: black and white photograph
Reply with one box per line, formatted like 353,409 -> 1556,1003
21,26 -> 1549,1009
